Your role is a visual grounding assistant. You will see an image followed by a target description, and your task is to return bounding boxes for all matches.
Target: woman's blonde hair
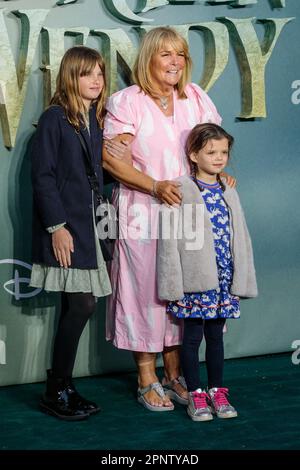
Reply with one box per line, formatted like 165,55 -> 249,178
50,46 -> 106,129
132,27 -> 192,99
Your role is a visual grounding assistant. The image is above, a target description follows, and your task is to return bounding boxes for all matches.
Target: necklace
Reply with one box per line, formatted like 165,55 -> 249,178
159,96 -> 169,110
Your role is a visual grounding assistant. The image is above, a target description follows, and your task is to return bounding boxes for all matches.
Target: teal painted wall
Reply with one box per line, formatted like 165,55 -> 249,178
0,0 -> 299,386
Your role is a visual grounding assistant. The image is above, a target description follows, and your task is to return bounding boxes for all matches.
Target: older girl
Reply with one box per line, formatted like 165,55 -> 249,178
30,46 -> 125,421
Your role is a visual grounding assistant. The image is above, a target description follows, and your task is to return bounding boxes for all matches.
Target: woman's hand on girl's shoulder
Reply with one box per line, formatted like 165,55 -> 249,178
221,171 -> 237,188
104,137 -> 132,165
155,180 -> 182,206
52,227 -> 74,269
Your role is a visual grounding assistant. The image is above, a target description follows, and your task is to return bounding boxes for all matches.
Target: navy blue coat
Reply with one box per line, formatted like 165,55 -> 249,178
31,105 -> 104,269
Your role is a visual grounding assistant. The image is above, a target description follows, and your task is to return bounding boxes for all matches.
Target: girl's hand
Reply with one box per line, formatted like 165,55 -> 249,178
52,227 -> 74,269
154,180 -> 182,206
104,138 -> 132,165
221,171 -> 237,188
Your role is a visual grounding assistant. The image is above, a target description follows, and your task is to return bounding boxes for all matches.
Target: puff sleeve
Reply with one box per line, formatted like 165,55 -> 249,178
104,88 -> 137,139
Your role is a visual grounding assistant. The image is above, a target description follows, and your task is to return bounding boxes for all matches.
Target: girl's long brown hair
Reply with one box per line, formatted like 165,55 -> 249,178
50,46 -> 106,130
185,123 -> 234,191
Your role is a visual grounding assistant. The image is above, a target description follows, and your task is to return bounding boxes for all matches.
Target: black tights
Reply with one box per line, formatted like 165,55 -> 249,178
52,292 -> 96,378
181,317 -> 226,392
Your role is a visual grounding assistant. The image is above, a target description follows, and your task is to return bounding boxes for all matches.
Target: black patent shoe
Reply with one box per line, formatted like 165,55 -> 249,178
40,390 -> 90,421
67,380 -> 101,415
40,370 -> 90,421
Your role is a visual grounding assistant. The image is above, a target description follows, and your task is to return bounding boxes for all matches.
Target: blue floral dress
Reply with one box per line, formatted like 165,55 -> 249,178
167,179 -> 240,319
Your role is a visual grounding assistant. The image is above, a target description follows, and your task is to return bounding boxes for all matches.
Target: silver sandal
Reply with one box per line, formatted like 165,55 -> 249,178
137,382 -> 174,412
162,376 -> 189,405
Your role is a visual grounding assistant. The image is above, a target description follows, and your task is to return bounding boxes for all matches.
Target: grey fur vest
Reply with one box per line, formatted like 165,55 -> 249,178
157,176 -> 258,301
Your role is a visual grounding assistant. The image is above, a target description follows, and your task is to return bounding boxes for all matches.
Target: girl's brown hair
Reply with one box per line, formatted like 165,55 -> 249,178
50,46 -> 106,129
132,27 -> 192,99
185,123 -> 234,191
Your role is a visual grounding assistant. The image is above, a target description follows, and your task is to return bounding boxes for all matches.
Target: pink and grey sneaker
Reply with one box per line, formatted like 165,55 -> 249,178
187,389 -> 213,422
208,387 -> 238,419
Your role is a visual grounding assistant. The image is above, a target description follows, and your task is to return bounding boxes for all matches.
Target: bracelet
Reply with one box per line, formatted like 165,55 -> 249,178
151,180 -> 158,198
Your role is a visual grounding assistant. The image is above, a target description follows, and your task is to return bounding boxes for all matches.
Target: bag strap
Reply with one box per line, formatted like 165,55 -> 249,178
77,131 -> 104,204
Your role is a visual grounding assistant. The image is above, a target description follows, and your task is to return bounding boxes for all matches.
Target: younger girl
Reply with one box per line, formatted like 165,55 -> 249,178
157,123 -> 257,421
30,46 -> 125,421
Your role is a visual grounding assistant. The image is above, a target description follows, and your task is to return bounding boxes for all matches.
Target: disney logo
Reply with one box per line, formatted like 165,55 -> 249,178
0,259 -> 42,300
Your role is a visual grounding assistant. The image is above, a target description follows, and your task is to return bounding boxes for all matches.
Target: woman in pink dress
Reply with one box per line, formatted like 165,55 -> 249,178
103,27 -> 226,411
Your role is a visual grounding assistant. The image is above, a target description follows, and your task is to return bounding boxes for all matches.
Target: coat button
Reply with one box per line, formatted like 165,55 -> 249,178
89,204 -> 93,209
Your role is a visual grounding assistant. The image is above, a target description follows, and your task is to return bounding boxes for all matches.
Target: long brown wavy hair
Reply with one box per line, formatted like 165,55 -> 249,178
185,123 -> 234,191
50,46 -> 107,130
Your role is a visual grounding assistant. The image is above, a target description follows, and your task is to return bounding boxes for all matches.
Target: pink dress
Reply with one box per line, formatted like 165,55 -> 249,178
104,83 -> 221,352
